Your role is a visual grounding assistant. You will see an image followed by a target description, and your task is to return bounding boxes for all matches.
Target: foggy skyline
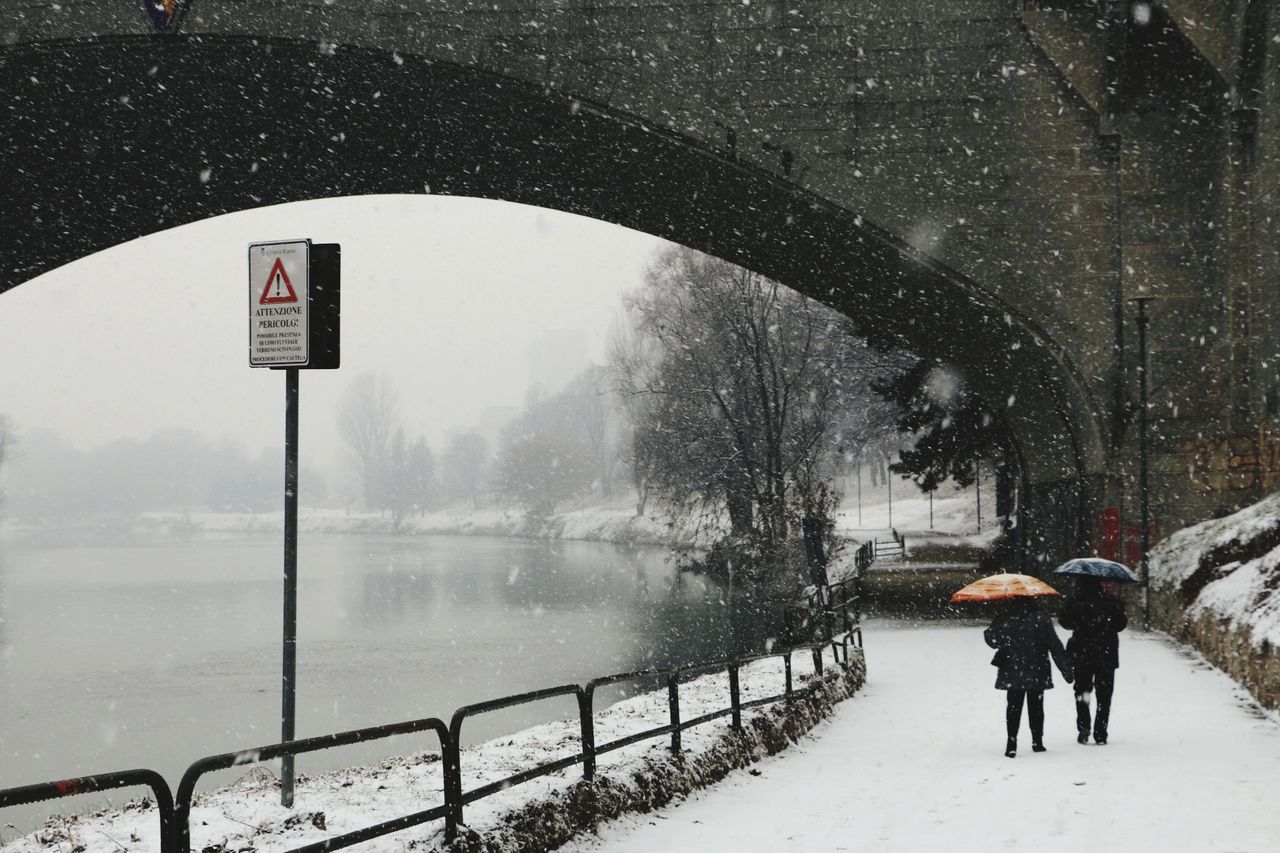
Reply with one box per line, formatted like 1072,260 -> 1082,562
0,195 -> 670,484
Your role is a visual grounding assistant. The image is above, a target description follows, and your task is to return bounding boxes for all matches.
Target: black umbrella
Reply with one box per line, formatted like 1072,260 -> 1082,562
1051,558 -> 1140,583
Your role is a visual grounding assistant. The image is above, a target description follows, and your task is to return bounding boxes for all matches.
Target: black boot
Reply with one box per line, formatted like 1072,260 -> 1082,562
1005,737 -> 1017,758
1077,732 -> 1089,744
1032,739 -> 1046,753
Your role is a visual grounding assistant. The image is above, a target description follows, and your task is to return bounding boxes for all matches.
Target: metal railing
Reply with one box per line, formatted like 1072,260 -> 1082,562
854,539 -> 876,573
784,569 -> 864,651
0,769 -> 175,844
445,683 -> 586,835
874,530 -> 906,561
173,716 -> 451,853
2,599 -> 863,852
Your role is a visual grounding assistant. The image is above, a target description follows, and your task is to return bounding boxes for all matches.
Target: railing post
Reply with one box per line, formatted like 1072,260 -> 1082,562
812,645 -> 824,676
158,794 -> 177,853
444,732 -> 462,839
729,662 -> 742,731
784,652 -> 793,699
667,673 -> 682,753
578,690 -> 596,781
173,773 -> 196,853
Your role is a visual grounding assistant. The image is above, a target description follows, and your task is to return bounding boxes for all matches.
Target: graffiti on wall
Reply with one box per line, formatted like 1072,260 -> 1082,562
1179,419 -> 1280,494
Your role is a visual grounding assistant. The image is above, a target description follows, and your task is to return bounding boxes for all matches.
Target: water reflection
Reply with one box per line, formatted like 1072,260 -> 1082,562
0,533 -> 786,836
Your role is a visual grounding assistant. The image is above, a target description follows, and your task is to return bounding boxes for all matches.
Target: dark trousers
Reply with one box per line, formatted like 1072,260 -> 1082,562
1006,690 -> 1044,741
1074,664 -> 1116,739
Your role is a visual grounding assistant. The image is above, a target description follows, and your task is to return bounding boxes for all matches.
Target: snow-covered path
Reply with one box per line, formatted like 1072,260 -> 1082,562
564,622 -> 1280,852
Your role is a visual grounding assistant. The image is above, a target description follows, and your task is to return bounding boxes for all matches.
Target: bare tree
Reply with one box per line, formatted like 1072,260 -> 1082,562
337,372 -> 401,510
496,431 -> 596,519
407,436 -> 437,515
555,367 -> 620,500
612,246 -> 907,578
442,431 -> 490,508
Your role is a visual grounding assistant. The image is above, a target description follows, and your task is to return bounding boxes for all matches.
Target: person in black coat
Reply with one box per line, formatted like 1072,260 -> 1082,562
984,597 -> 1073,758
1059,576 -> 1128,745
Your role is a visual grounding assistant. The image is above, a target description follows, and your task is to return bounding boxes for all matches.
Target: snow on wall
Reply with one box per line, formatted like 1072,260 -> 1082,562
1149,491 -> 1280,651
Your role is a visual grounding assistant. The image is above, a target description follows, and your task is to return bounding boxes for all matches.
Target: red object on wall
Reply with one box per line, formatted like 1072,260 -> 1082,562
1098,507 -> 1120,561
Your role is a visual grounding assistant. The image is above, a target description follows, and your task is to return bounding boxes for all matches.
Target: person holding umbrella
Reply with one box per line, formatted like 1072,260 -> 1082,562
953,574 -> 1073,758
1053,558 -> 1136,746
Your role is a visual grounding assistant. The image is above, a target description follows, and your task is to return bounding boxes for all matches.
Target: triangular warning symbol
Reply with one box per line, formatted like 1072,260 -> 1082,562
259,257 -> 299,304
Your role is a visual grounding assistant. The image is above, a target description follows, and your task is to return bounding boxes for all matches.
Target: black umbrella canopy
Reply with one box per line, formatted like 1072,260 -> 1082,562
1051,558 -> 1140,583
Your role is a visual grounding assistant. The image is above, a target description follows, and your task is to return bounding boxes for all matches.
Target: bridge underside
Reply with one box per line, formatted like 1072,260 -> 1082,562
0,35 -> 1105,560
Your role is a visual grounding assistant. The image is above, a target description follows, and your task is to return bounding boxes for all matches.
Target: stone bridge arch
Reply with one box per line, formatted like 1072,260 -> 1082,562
11,0 -> 1230,561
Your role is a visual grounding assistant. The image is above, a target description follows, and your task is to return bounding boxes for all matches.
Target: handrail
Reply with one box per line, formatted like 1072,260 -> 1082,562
445,683 -> 584,834
583,667 -> 667,777
174,715 -> 449,853
3,588 -> 863,851
0,769 -> 174,848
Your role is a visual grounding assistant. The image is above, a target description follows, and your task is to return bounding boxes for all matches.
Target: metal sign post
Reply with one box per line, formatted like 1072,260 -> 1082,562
281,366 -> 299,806
1133,295 -> 1154,630
249,239 -> 340,808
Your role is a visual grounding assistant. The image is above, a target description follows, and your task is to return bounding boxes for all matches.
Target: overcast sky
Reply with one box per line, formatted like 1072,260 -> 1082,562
0,195 -> 670,476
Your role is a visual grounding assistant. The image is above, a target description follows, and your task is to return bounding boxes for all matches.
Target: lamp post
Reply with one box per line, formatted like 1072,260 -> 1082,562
975,457 -> 982,534
887,462 -> 893,531
1132,296 -> 1154,629
857,462 -> 863,528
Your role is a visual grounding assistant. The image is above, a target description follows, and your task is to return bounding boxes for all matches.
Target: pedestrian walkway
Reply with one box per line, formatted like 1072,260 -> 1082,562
564,621 -> 1280,852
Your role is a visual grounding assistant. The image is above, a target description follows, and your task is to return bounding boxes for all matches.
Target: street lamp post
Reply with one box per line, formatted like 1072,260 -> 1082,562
975,457 -> 982,534
887,465 -> 893,531
857,463 -> 863,528
1133,296 -> 1154,629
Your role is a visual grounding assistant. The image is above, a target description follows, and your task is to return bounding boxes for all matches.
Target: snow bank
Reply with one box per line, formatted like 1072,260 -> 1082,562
1148,490 -> 1280,649
1189,552 -> 1280,651
1148,490 -> 1280,594
1146,492 -> 1280,710
1,647 -> 865,852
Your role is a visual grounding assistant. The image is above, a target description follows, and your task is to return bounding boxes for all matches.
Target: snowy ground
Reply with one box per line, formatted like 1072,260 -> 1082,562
564,621 -> 1280,853
12,622 -> 1274,852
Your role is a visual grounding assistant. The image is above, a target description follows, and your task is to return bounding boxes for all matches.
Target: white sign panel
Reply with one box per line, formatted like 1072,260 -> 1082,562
249,240 -> 310,366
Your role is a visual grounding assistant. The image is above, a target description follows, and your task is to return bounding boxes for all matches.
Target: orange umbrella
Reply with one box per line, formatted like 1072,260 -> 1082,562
950,573 -> 1061,603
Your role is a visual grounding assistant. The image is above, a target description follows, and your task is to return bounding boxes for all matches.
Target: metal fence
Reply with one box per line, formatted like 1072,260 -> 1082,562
874,531 -> 906,561
1,603 -> 862,852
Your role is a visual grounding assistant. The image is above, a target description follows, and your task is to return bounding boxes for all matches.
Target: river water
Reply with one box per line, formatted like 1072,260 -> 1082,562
0,532 -> 769,836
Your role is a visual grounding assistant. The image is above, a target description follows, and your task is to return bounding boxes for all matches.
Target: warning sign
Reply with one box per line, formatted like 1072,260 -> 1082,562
249,240 -> 309,366
259,258 -> 299,304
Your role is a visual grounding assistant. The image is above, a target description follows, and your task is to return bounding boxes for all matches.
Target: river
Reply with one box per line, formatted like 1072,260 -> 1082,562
0,532 -> 773,837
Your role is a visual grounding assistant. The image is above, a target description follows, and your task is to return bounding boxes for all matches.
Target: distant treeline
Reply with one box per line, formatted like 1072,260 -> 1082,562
0,426 -> 314,519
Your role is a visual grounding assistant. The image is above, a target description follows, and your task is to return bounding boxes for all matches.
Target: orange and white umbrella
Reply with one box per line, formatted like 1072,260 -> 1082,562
950,573 -> 1061,603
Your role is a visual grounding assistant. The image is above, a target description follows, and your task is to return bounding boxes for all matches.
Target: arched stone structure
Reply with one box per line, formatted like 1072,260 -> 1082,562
4,1 -> 1272,561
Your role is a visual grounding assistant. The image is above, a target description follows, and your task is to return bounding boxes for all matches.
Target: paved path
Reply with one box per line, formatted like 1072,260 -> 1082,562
564,622 -> 1280,852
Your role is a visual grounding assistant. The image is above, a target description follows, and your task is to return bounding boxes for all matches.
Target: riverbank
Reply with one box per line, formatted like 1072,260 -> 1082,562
0,500 -> 692,550
0,486 -> 995,556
